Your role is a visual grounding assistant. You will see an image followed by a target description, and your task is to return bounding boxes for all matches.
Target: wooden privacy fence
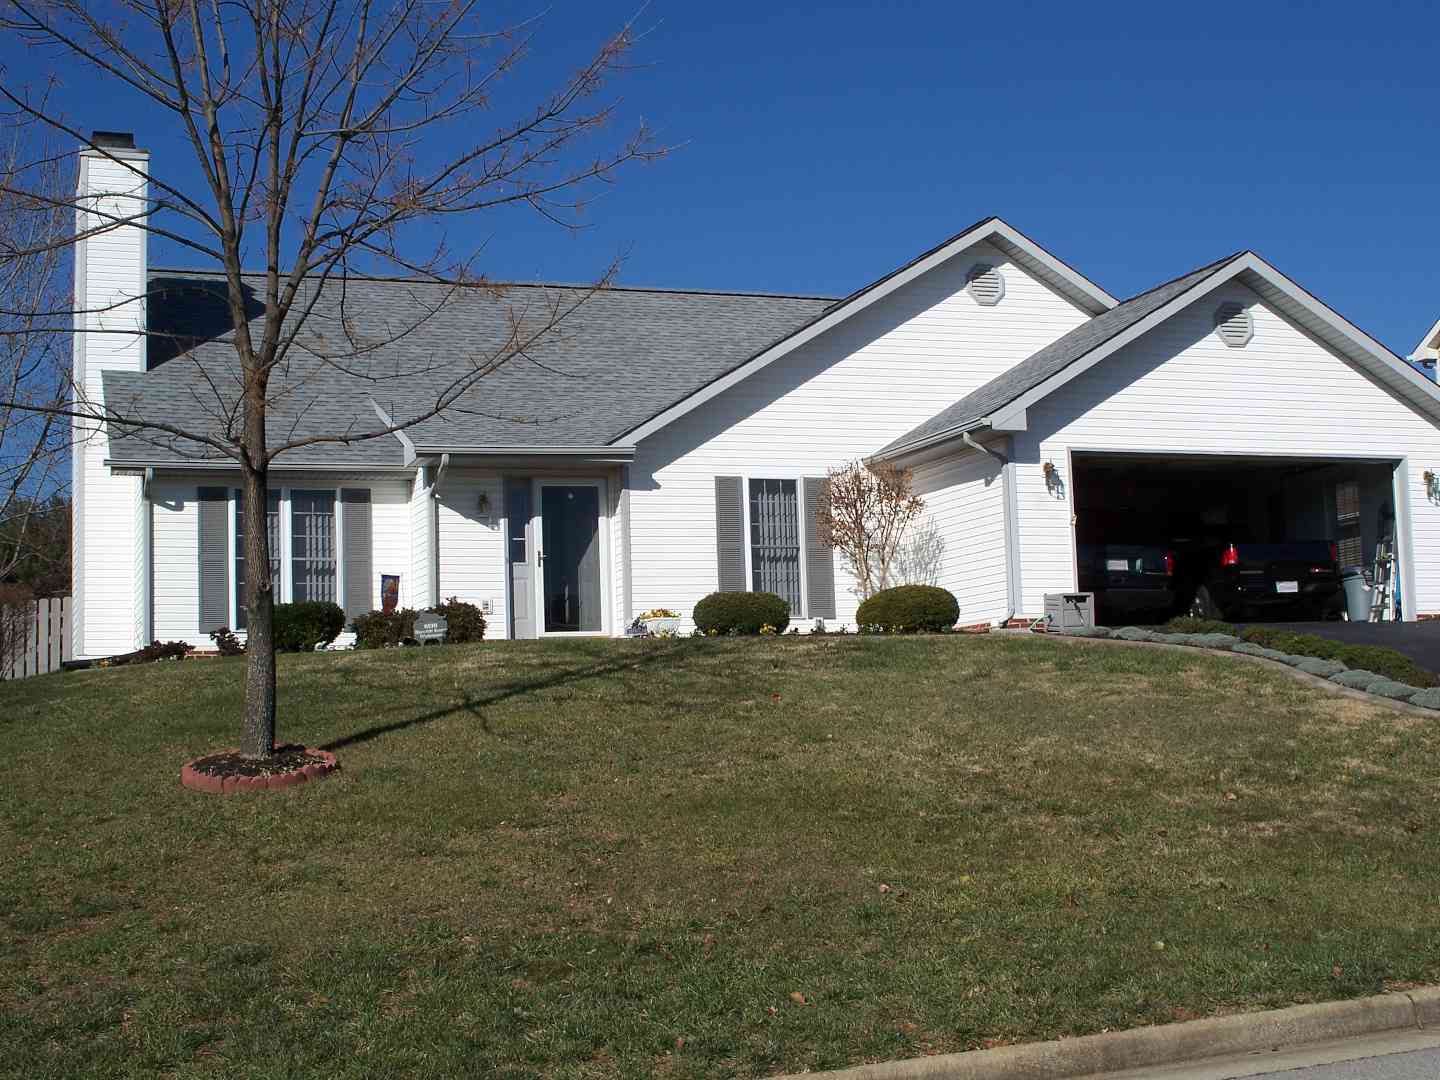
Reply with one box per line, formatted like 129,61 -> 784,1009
1,596 -> 71,679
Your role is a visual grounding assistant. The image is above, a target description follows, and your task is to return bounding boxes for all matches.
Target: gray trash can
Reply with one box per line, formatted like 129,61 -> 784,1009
1341,567 -> 1372,622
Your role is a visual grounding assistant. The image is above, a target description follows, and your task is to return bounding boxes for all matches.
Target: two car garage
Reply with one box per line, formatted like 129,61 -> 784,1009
1071,452 -> 1401,624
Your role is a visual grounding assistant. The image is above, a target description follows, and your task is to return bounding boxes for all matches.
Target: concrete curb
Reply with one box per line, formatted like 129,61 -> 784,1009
779,988 -> 1440,1080
1012,631 -> 1440,720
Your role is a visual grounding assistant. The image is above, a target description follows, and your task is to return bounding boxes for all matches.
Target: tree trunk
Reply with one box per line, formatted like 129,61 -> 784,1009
239,453 -> 277,760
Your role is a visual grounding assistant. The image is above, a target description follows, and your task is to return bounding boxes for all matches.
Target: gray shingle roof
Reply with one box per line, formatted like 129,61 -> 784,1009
105,271 -> 835,465
877,252 -> 1247,457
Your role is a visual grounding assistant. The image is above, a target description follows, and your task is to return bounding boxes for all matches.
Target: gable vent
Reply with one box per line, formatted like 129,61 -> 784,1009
1213,302 -> 1253,348
966,264 -> 1005,306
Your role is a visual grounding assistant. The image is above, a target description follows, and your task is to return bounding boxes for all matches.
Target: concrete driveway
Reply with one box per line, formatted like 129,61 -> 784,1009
1250,620 -> 1440,674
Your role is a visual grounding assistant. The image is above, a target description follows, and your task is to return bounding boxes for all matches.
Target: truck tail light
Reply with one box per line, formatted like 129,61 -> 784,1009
1330,542 -> 1339,565
1220,544 -> 1239,568
1163,551 -> 1175,576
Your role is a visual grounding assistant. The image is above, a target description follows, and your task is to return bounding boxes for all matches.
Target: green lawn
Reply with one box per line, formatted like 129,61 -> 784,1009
3,635 -> 1439,1078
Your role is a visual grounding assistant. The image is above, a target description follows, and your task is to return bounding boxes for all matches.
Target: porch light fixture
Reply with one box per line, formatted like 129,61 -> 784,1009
1426,470 -> 1438,503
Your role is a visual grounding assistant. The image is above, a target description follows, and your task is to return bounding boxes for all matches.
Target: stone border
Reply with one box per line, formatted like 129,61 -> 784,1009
180,748 -> 339,794
1025,626 -> 1440,717
777,987 -> 1440,1080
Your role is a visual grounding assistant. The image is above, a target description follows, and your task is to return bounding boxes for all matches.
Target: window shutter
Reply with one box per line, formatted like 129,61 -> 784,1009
714,476 -> 746,592
802,477 -> 836,619
197,486 -> 230,634
341,488 -> 372,620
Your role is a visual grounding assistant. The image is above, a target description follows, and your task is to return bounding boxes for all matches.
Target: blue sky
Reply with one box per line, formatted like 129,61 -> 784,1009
4,0 -> 1438,353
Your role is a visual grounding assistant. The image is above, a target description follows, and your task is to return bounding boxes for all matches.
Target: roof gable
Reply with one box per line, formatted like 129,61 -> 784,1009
611,217 -> 1117,446
879,252 -> 1440,461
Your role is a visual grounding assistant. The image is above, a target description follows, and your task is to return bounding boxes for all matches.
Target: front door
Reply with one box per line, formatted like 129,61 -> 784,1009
537,481 -> 604,634
506,479 -> 536,639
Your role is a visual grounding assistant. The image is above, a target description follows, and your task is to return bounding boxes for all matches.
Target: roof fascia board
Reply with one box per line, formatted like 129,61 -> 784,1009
1238,258 -> 1440,412
985,221 -> 1117,312
412,444 -> 636,462
614,218 -> 1115,446
987,405 -> 1028,432
107,459 -> 417,472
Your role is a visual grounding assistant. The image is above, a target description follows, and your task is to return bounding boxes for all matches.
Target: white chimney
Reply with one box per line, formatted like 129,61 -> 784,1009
72,132 -> 150,658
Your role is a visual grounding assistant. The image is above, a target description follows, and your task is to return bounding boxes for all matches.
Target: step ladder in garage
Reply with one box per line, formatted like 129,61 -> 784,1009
1370,537 -> 1395,622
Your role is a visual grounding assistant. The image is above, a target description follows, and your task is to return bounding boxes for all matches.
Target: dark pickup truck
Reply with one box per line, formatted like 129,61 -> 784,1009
1183,541 -> 1341,621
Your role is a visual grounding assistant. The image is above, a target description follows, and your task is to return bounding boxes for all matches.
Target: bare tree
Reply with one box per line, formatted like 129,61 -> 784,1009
0,119 -> 70,589
0,0 -> 661,758
816,460 -> 926,600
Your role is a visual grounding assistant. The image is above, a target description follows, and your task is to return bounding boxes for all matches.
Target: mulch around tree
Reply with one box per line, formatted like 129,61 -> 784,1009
181,745 -> 338,794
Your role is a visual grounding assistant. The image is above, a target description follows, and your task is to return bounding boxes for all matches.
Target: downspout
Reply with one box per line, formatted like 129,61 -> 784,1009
962,432 -> 1022,627
428,453 -> 449,609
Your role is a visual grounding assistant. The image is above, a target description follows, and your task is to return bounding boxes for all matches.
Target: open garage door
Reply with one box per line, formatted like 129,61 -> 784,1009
1071,453 -> 1399,625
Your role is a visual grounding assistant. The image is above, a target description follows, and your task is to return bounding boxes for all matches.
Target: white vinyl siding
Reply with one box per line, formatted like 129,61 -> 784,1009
910,449 -> 1010,626
435,471 -> 507,637
1012,280 -> 1440,617
71,151 -> 148,658
150,476 -> 411,647
627,241 -> 1092,629
410,469 -> 435,610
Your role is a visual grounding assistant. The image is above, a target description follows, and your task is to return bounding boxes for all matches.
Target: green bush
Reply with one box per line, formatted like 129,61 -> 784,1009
272,601 -> 345,652
857,585 -> 959,633
434,597 -> 487,644
1163,616 -> 1238,636
208,627 -> 244,656
693,591 -> 790,635
353,608 -> 417,649
354,599 -> 486,649
1240,627 -> 1436,687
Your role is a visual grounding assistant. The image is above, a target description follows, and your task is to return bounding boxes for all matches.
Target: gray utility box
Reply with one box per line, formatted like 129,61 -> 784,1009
1044,592 -> 1095,632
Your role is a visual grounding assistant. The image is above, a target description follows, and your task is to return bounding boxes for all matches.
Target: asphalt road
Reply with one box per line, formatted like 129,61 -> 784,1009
1252,1047 -> 1440,1078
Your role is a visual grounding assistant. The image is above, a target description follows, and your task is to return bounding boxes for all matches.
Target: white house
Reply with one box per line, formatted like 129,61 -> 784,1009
70,133 -> 1440,658
1410,318 -> 1440,379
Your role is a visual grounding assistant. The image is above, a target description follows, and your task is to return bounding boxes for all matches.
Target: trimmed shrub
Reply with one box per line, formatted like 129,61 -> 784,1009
209,627 -> 244,656
1240,627 -> 1437,688
354,608 -> 417,649
1163,616 -> 1238,636
434,597 -> 487,644
693,591 -> 791,636
272,601 -> 345,652
856,585 -> 959,633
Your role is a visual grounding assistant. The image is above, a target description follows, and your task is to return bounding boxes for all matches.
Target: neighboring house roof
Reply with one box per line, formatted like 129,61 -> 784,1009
104,270 -> 835,467
610,216 -> 1118,446
878,251 -> 1440,461
1410,316 -> 1440,361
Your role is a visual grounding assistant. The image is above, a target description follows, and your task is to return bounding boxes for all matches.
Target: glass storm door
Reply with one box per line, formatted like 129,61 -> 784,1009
538,483 -> 603,633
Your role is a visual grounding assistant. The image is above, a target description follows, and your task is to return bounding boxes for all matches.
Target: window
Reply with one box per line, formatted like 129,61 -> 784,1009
1336,479 -> 1362,568
748,478 -> 801,612
234,490 -> 280,630
290,490 -> 338,603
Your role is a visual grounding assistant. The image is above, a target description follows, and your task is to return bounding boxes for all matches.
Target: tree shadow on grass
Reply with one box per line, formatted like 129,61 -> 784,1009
320,639 -> 695,751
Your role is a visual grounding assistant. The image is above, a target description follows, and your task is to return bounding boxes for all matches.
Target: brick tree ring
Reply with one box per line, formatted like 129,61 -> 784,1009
180,746 -> 339,794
